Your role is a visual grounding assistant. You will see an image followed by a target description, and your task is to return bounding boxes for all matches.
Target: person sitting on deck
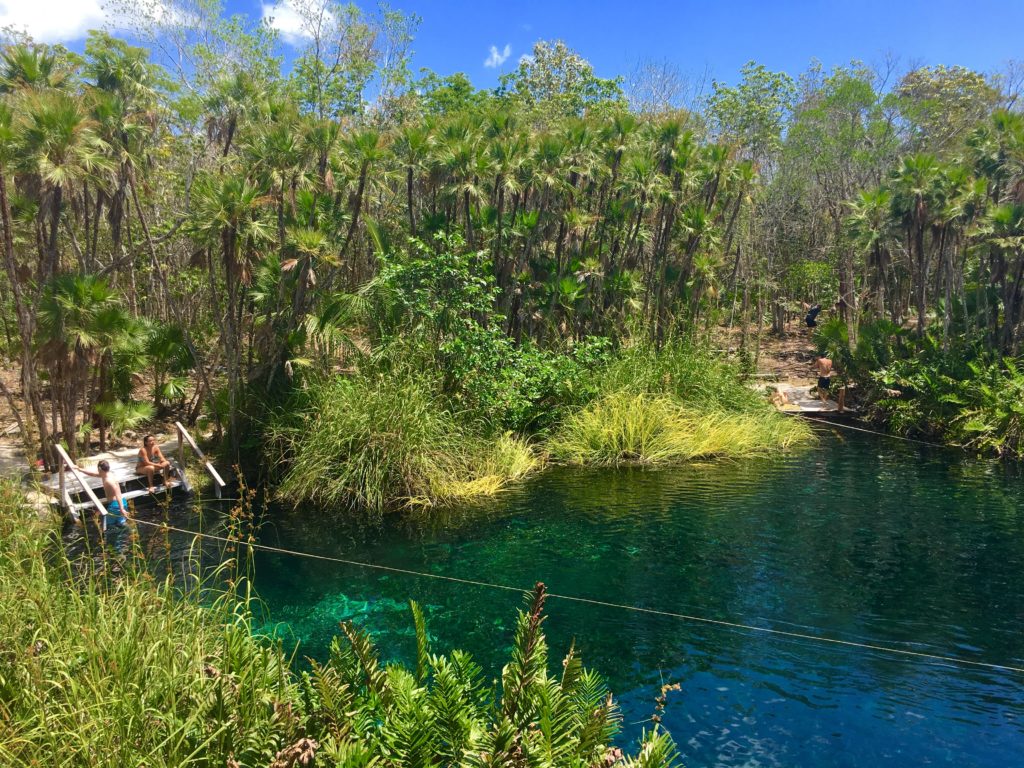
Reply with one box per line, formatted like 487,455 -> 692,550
74,459 -> 127,525
813,355 -> 846,413
137,435 -> 175,494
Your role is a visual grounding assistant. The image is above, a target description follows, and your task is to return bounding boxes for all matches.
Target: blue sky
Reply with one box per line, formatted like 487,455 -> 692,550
4,0 -> 1022,88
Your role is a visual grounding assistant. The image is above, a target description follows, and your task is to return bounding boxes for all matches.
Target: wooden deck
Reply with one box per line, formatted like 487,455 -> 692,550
766,382 -> 856,416
40,440 -> 191,515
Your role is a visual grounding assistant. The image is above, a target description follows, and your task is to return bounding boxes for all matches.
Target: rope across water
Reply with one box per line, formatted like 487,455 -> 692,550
124,515 -> 1024,676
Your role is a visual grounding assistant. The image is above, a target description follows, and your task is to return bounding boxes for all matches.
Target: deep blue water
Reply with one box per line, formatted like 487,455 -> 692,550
120,427 -> 1024,767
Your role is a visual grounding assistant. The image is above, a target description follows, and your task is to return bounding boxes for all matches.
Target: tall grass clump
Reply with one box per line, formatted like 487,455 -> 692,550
270,372 -> 539,513
598,342 -> 773,414
0,484 -> 681,767
548,343 -> 812,465
0,484 -> 301,767
548,392 -> 809,465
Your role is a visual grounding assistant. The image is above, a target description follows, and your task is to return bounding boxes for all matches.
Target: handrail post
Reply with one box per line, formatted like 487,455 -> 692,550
174,421 -> 226,497
177,423 -> 184,468
53,444 -> 109,530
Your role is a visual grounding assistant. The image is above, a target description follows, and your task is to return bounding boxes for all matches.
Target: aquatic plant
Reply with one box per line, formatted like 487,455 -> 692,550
0,483 -> 681,767
271,373 -> 540,513
548,391 -> 810,466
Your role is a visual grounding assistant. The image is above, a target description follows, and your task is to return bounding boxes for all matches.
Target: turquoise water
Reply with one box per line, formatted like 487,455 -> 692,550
138,428 -> 1024,766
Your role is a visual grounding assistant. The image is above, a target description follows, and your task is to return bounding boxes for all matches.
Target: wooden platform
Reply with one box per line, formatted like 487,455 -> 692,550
767,382 -> 857,415
40,440 -> 191,515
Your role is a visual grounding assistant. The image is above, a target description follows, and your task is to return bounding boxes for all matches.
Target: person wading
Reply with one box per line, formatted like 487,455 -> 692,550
74,459 -> 128,525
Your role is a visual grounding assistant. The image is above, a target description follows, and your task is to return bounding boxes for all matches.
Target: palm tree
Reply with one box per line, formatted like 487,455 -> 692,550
19,90 -> 111,281
889,153 -> 941,335
205,70 -> 268,158
0,102 -> 50,466
338,128 -> 386,272
36,274 -> 129,457
394,122 -> 432,235
846,188 -> 894,319
189,172 -> 273,454
0,44 -> 69,92
984,203 -> 1024,352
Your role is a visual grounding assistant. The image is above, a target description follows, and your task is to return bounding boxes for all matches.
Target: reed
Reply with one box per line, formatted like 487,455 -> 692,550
548,391 -> 811,466
271,374 -> 541,513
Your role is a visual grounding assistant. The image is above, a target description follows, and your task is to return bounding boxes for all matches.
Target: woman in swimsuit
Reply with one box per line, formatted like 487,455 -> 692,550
137,434 -> 174,493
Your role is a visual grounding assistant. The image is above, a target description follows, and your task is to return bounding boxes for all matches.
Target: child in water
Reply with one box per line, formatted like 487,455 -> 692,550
74,459 -> 128,525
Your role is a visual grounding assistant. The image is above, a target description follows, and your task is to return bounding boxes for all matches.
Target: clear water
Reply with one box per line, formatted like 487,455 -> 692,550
130,428 -> 1024,767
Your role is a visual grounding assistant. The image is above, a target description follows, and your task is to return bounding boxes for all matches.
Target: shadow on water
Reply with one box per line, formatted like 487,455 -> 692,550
70,426 -> 1024,768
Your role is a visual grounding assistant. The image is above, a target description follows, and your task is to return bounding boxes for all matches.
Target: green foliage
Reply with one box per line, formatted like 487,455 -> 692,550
549,343 -> 812,465
597,342 -> 774,414
548,391 -> 809,465
498,40 -> 625,122
269,371 -> 539,514
871,337 -> 1024,456
367,231 -> 612,432
707,61 -> 796,160
0,486 -> 680,768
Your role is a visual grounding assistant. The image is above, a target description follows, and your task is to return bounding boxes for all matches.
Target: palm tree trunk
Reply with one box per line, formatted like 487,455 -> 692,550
128,171 -> 222,437
407,165 -> 416,235
46,184 -> 63,281
0,167 -> 50,468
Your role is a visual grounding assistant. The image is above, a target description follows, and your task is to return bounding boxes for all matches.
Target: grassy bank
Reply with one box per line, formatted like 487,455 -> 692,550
548,392 -> 809,465
263,341 -> 811,513
0,483 -> 681,767
548,345 -> 811,465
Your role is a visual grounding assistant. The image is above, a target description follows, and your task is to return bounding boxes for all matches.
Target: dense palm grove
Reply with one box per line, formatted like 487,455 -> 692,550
1,3 -> 1023,487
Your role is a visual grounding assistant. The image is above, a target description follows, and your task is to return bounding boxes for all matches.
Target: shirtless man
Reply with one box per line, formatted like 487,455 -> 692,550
137,434 -> 174,493
74,459 -> 128,525
813,355 -> 845,412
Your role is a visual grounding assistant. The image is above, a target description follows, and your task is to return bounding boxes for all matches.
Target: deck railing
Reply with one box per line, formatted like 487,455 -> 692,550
175,422 -> 226,498
53,443 -> 111,529
53,425 -> 226,526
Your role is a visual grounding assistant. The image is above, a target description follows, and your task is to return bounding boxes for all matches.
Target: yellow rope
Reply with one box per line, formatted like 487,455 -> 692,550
125,516 -> 1024,676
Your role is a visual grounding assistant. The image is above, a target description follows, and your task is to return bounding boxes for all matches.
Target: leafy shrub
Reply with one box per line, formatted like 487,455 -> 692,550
365,231 -> 613,432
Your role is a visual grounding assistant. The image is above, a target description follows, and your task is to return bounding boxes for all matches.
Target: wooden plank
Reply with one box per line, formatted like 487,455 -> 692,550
53,445 -> 108,524
174,421 -> 226,488
68,479 -> 184,511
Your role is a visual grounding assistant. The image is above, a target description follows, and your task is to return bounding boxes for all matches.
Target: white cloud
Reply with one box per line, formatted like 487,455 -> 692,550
0,0 -> 191,44
0,0 -> 108,43
262,0 -> 322,46
484,43 -> 511,69
518,53 -> 534,66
